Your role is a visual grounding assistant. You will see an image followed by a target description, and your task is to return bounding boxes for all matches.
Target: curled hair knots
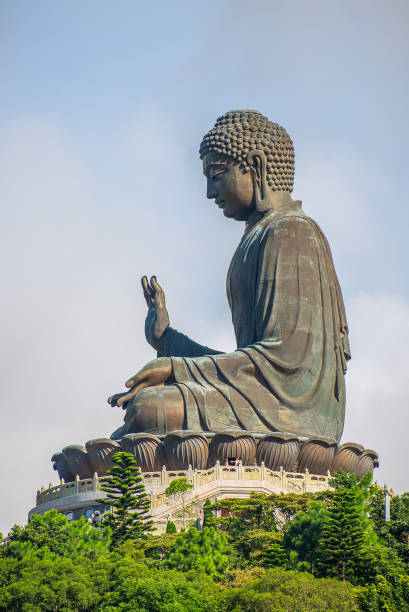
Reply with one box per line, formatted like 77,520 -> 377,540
199,110 -> 295,192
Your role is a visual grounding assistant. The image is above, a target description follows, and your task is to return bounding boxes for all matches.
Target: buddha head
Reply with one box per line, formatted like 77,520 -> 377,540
200,110 -> 294,220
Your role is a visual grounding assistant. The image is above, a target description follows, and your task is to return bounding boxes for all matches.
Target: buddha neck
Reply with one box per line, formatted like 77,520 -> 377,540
245,191 -> 297,230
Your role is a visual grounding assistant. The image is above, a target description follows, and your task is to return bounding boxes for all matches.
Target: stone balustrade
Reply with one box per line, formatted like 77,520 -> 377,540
37,461 -> 330,510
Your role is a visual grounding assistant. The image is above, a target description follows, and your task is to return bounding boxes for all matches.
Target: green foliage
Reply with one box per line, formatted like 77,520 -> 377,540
0,554 -> 108,611
271,491 -> 329,524
370,489 -> 409,564
221,567 -> 359,611
103,568 -> 221,612
262,541 -> 289,569
283,501 -> 329,574
6,509 -> 111,560
58,516 -> 111,559
356,574 -> 409,612
143,534 -> 178,561
165,477 -> 193,497
8,509 -> 69,553
166,519 -> 177,533
100,451 -> 154,548
358,543 -> 407,584
213,492 -> 278,536
317,486 -> 369,581
203,498 -> 216,528
164,526 -> 230,578
3,479 -> 409,610
329,469 -> 373,491
165,477 -> 194,529
233,529 -> 285,568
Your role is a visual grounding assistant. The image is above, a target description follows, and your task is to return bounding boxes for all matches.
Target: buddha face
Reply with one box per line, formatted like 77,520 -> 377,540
203,151 -> 254,221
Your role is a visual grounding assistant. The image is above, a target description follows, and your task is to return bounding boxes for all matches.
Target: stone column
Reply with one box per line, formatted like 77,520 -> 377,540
304,468 -> 310,491
161,465 -> 167,487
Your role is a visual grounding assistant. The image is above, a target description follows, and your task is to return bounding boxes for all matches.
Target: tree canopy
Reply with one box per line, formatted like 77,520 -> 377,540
2,473 -> 409,611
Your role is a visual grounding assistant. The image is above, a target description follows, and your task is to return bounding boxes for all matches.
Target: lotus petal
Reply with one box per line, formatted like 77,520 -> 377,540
121,433 -> 164,471
164,430 -> 209,470
85,438 -> 121,476
256,433 -> 300,471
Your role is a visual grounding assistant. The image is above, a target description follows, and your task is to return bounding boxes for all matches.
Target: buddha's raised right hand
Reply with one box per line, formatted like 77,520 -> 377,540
142,275 -> 170,351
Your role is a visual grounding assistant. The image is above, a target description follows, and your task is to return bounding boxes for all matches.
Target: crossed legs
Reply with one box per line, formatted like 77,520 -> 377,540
110,384 -> 185,439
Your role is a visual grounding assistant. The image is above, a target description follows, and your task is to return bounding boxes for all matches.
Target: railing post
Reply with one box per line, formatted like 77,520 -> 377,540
187,464 -> 193,483
193,468 -> 198,490
215,460 -> 220,480
92,472 -> 99,491
279,467 -> 287,491
261,460 -> 265,481
238,460 -> 243,480
161,465 -> 167,487
304,468 -> 310,491
74,474 -> 80,494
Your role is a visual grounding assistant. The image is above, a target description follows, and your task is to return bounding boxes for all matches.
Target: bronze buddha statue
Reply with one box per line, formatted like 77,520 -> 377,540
108,110 -> 350,444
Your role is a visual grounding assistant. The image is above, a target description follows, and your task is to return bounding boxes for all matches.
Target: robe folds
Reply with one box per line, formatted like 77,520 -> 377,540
158,201 -> 350,442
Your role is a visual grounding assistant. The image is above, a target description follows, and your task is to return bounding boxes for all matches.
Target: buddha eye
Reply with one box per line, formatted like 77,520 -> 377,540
212,170 -> 226,181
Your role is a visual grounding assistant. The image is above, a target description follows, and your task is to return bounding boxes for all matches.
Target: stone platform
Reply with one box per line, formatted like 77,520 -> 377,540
30,461 -> 332,532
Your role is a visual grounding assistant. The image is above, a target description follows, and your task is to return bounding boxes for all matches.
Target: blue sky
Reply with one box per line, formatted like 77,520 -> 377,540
1,0 -> 408,534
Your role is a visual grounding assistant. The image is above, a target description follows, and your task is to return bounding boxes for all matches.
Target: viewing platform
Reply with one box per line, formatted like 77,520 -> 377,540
30,461 -> 331,532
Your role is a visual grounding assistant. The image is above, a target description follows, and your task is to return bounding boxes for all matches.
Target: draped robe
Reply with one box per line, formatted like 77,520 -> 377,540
158,201 -> 350,442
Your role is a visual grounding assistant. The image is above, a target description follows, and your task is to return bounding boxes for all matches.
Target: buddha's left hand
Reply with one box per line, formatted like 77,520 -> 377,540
107,357 -> 172,408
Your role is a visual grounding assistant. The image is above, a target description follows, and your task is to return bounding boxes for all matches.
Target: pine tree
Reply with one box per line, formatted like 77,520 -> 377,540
100,451 -> 153,548
203,498 -> 215,528
283,501 -> 328,574
317,486 -> 367,581
166,519 -> 177,534
262,541 -> 288,568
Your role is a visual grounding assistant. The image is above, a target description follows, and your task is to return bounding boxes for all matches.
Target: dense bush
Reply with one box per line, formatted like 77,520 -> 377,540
164,526 -> 230,578
221,567 -> 359,611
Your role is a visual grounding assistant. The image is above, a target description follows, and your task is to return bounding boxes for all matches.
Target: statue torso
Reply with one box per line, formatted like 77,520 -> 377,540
227,203 -> 304,348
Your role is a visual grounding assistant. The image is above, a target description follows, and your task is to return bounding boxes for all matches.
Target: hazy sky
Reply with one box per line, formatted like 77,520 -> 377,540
1,0 -> 408,535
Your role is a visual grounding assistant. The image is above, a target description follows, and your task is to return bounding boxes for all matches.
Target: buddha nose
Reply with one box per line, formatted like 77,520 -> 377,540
207,179 -> 217,200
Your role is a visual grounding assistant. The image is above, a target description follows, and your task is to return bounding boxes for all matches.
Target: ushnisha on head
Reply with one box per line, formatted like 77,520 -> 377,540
199,109 -> 295,193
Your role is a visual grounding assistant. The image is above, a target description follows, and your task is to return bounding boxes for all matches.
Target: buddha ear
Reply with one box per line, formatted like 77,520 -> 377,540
247,150 -> 271,212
